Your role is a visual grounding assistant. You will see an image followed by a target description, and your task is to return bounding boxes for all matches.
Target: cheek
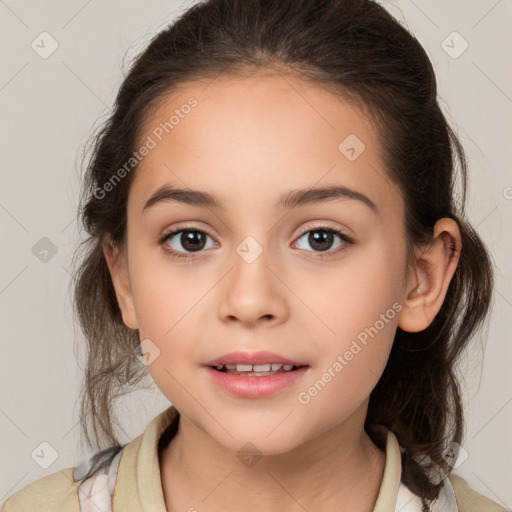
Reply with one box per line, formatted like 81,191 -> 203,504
127,244 -> 202,334
295,239 -> 404,392
127,250 -> 211,373
298,241 -> 404,335
129,259 -> 203,400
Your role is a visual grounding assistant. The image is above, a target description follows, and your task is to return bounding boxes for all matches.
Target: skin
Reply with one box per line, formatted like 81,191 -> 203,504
104,69 -> 461,512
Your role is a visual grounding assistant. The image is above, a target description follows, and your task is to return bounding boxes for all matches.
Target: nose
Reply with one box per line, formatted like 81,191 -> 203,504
217,241 -> 289,327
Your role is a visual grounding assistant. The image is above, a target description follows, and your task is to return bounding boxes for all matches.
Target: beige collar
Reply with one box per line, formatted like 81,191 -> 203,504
111,405 -> 424,511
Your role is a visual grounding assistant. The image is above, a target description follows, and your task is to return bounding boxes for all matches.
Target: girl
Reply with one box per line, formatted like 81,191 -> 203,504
2,0 -> 508,511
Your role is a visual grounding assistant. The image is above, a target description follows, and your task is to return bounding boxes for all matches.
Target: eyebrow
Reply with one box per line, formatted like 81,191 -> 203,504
142,183 -> 378,214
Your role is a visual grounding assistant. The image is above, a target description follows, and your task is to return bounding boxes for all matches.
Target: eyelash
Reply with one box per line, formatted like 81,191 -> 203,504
158,225 -> 354,261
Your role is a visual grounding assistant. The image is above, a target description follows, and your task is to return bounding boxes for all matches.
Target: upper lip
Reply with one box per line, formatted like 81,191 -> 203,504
204,351 -> 308,367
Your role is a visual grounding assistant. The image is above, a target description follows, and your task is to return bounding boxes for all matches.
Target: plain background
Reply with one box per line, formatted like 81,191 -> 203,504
1,0 -> 511,508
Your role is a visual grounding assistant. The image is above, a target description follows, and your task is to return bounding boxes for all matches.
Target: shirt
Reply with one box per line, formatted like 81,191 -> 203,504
1,405 -> 509,511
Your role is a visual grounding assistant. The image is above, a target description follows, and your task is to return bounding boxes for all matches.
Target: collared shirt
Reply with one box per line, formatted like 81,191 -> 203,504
2,405 -> 509,511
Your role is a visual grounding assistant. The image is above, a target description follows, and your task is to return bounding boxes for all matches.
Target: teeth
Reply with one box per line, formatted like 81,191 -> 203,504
236,364 -> 254,372
253,364 -> 270,372
216,363 -> 297,372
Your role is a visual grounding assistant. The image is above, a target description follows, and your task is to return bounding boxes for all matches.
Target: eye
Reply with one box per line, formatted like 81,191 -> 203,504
159,224 -> 354,261
293,226 -> 353,257
160,228 -> 217,259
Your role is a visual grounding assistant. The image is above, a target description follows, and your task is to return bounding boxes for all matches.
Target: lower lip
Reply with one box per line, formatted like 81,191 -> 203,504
204,366 -> 309,398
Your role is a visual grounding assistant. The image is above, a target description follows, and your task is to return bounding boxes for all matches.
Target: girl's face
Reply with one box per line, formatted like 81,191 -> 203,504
110,70 -> 415,454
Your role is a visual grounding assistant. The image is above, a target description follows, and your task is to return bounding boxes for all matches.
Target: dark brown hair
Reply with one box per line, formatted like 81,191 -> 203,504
71,0 -> 494,508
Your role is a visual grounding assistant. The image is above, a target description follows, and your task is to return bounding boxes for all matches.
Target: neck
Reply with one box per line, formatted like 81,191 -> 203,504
159,402 -> 386,512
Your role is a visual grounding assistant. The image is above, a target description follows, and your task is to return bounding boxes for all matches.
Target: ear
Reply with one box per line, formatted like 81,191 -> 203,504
397,218 -> 462,333
102,235 -> 139,330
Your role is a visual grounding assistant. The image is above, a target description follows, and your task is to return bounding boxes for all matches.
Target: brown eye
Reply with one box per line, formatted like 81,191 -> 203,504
294,227 -> 353,257
161,229 -> 216,257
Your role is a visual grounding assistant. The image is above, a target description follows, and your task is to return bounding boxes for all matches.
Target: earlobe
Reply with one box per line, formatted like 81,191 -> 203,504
397,218 -> 461,333
102,235 -> 139,330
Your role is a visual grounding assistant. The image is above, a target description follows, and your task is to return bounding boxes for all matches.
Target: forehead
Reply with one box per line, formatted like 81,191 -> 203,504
129,70 -> 401,218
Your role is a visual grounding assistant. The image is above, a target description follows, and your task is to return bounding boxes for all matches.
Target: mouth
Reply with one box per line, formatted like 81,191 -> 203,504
209,363 -> 309,376
204,350 -> 309,374
205,363 -> 310,398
